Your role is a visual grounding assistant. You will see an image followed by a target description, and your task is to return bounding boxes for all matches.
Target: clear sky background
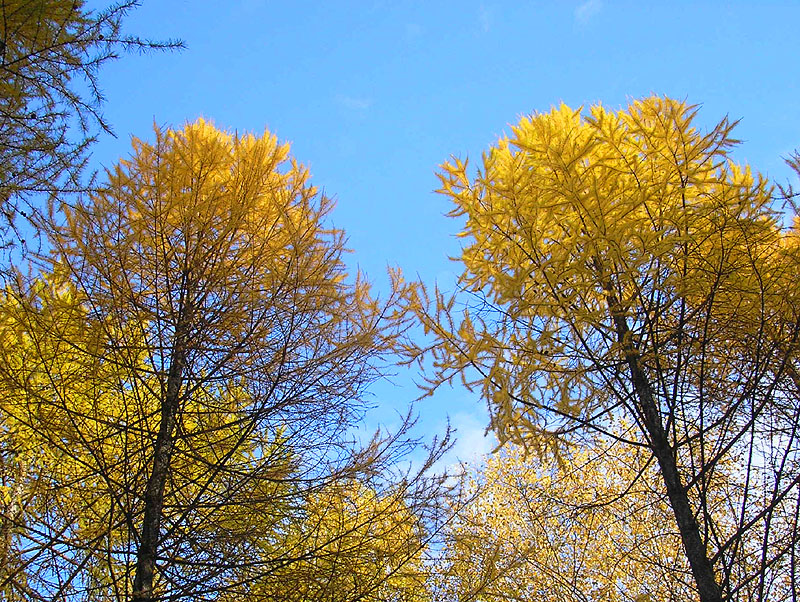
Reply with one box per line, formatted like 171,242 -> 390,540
86,0 -> 800,464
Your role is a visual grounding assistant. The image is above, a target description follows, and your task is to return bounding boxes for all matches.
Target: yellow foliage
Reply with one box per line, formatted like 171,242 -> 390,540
0,0 -> 178,255
409,96 -> 782,449
0,120 -> 419,601
238,480 -> 428,602
407,96 -> 800,602
437,438 -> 693,602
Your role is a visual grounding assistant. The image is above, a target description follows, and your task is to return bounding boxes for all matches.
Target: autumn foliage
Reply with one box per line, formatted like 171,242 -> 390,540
0,120 -> 447,602
409,97 -> 800,602
1,13 -> 799,599
0,0 -> 179,257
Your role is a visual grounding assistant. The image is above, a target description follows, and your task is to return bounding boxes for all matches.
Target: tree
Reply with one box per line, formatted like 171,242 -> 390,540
238,479 -> 430,602
435,436 -> 696,602
407,97 -> 800,602
0,0 -> 180,256
0,119 -> 448,601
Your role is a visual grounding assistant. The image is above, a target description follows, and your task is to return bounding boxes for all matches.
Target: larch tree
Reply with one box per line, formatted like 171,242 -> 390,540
406,97 -> 800,602
238,479 -> 431,602
434,437 -> 695,602
0,0 -> 180,257
0,119 -> 448,601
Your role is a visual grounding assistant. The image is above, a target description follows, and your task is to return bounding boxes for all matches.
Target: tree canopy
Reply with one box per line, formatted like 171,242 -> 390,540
0,0 -> 180,255
0,119 -> 449,602
1,8 -> 799,596
435,437 -> 693,602
407,96 -> 800,602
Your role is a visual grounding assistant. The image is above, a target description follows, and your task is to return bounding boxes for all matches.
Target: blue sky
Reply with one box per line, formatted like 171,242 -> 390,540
87,0 -> 800,463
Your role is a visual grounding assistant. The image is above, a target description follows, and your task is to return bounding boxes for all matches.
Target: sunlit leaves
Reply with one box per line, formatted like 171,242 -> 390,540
408,97 -> 781,447
0,119 -> 435,601
436,438 -> 692,602
407,96 -> 800,601
0,0 -> 179,258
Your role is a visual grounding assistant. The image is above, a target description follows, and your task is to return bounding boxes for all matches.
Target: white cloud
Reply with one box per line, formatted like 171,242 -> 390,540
335,94 -> 372,111
574,0 -> 602,24
445,411 -> 497,466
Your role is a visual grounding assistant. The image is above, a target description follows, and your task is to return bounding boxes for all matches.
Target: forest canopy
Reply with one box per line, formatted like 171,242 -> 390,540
1,4 -> 799,602
408,97 -> 800,602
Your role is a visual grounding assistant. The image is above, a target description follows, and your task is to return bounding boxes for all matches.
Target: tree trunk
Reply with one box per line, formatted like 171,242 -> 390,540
608,296 -> 723,602
131,303 -> 191,602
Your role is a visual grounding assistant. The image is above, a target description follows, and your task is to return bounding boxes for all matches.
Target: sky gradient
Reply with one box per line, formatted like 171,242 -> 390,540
86,0 -> 800,464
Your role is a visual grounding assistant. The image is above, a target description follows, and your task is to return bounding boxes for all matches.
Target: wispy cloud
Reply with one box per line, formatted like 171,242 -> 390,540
479,4 -> 492,33
574,0 -> 602,24
335,94 -> 372,111
239,0 -> 266,13
447,412 -> 497,466
405,22 -> 423,39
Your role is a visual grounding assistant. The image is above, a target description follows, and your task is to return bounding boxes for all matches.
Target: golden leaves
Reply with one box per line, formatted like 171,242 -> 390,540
0,119 -> 421,600
439,438 -> 689,602
410,96 -> 782,450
